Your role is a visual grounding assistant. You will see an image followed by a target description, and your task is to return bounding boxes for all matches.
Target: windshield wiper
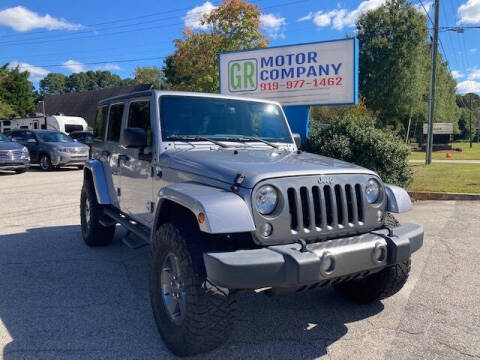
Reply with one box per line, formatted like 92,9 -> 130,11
227,136 -> 279,149
165,135 -> 230,148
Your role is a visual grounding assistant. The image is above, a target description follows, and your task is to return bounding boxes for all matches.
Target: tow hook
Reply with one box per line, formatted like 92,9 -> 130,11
296,238 -> 308,252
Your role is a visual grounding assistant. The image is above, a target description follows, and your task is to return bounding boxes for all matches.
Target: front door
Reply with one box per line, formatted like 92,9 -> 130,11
119,98 -> 154,226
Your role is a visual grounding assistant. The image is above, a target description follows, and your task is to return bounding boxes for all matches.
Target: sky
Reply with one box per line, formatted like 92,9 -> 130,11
0,0 -> 479,94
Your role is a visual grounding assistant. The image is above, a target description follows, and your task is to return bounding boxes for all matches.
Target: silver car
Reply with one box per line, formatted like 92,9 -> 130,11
8,129 -> 89,171
0,133 -> 30,174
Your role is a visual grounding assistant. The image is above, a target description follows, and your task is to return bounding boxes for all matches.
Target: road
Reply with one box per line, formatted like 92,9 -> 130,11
0,168 -> 479,359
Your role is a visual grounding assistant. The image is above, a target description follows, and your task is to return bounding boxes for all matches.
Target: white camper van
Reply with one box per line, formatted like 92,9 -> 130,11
0,115 -> 88,134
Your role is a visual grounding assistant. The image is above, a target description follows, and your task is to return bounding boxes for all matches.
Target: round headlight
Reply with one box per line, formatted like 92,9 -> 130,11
255,185 -> 278,215
365,179 -> 381,204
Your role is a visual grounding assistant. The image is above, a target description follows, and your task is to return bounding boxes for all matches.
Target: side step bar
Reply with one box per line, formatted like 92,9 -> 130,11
103,207 -> 151,244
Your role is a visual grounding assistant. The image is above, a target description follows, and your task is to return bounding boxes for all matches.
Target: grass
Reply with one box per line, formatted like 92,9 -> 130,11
408,163 -> 480,194
409,142 -> 480,161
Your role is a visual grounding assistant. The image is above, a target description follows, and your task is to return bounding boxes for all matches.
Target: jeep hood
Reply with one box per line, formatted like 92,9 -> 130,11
162,148 -> 377,188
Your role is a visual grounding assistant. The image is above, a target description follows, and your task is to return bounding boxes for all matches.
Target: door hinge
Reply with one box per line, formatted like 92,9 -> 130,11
117,188 -> 121,197
147,201 -> 155,213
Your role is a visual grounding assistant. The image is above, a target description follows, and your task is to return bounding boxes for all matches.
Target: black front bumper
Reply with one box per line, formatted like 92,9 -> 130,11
203,223 -> 423,289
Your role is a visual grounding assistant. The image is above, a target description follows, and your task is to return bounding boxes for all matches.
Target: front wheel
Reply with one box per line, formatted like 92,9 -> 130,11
80,179 -> 115,246
150,222 -> 234,357
39,154 -> 53,171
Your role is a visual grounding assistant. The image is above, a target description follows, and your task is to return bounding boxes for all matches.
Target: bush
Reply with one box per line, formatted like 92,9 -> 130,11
305,114 -> 413,188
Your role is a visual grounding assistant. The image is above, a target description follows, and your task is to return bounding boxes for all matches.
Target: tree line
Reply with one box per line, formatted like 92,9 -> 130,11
1,0 -> 477,143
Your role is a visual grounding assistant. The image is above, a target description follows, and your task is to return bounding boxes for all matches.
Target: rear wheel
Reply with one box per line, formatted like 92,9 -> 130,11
333,213 -> 411,303
150,222 -> 234,356
80,179 -> 115,246
39,154 -> 53,171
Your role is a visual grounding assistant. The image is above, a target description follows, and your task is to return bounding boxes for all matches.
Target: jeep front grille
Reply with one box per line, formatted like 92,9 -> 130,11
286,184 -> 364,233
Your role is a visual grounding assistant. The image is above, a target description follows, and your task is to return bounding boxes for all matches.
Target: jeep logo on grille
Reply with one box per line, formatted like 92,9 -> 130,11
318,176 -> 334,185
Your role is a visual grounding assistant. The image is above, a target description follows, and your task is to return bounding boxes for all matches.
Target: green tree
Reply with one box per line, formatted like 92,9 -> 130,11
356,0 -> 459,138
164,0 -> 268,92
65,70 -> 125,92
134,66 -> 164,89
0,63 -> 35,117
39,73 -> 68,95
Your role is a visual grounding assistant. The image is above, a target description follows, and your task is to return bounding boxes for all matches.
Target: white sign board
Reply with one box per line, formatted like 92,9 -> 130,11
219,38 -> 358,106
423,123 -> 454,135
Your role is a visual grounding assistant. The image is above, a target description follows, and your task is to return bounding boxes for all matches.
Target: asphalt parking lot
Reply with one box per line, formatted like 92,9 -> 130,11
0,168 -> 479,360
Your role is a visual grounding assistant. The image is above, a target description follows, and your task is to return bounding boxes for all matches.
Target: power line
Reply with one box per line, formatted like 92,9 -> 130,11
0,0 -> 307,46
30,56 -> 167,69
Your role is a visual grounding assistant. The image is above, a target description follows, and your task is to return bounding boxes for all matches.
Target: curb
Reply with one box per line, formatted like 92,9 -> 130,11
408,191 -> 480,201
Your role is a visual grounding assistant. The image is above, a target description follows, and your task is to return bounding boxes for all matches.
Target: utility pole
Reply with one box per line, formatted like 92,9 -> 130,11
470,93 -> 473,148
426,0 -> 440,165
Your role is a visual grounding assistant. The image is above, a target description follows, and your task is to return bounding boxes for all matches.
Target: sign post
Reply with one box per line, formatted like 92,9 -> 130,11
219,38 -> 359,141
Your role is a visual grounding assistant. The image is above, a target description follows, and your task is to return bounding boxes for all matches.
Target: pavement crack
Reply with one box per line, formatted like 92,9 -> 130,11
436,340 -> 480,359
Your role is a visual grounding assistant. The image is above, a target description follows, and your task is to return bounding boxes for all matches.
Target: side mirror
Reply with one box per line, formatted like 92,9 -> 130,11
292,133 -> 302,149
27,138 -> 37,143
123,128 -> 147,148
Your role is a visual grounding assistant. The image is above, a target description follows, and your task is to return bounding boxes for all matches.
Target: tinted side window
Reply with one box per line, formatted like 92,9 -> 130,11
94,106 -> 108,141
127,100 -> 151,145
107,103 -> 124,142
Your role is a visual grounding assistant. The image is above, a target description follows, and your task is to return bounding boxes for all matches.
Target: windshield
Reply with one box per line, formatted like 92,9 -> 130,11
0,134 -> 8,142
160,96 -> 292,143
37,132 -> 73,143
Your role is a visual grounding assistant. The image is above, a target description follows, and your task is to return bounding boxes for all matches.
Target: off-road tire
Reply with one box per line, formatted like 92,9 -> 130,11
39,154 -> 53,171
333,213 -> 410,303
80,179 -> 115,246
150,222 -> 234,357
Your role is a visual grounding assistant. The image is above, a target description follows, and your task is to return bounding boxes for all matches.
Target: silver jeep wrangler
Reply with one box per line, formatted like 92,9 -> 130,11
81,90 -> 423,356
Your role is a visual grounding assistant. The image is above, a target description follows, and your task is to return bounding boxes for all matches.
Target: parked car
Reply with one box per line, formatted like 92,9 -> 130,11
0,133 -> 30,174
7,129 -> 89,171
81,90 -> 423,357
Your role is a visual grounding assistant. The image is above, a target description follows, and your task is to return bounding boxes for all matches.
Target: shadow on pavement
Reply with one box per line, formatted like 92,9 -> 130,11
0,225 -> 384,360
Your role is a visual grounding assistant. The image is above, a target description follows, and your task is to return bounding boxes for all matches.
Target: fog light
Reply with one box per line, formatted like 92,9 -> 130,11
372,242 -> 386,263
320,252 -> 335,274
261,223 -> 273,237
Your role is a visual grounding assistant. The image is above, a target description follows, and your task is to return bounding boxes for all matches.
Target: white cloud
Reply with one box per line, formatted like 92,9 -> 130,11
184,2 -> 216,30
297,12 -> 313,22
260,13 -> 287,39
468,67 -> 480,80
414,1 -> 433,14
458,0 -> 480,24
0,6 -> 82,32
97,63 -> 121,71
452,70 -> 464,79
305,0 -> 387,30
8,61 -> 49,81
62,60 -> 121,73
457,80 -> 480,94
62,60 -> 86,73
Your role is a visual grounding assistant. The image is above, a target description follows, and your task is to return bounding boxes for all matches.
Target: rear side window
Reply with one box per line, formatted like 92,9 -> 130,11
107,103 -> 124,142
127,100 -> 151,145
94,106 -> 108,141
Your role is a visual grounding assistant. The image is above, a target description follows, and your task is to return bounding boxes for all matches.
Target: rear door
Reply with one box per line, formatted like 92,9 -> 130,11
103,102 -> 126,205
119,98 -> 154,225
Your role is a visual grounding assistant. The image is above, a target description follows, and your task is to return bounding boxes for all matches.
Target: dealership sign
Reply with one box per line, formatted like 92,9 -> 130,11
423,123 -> 454,135
219,38 -> 358,106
